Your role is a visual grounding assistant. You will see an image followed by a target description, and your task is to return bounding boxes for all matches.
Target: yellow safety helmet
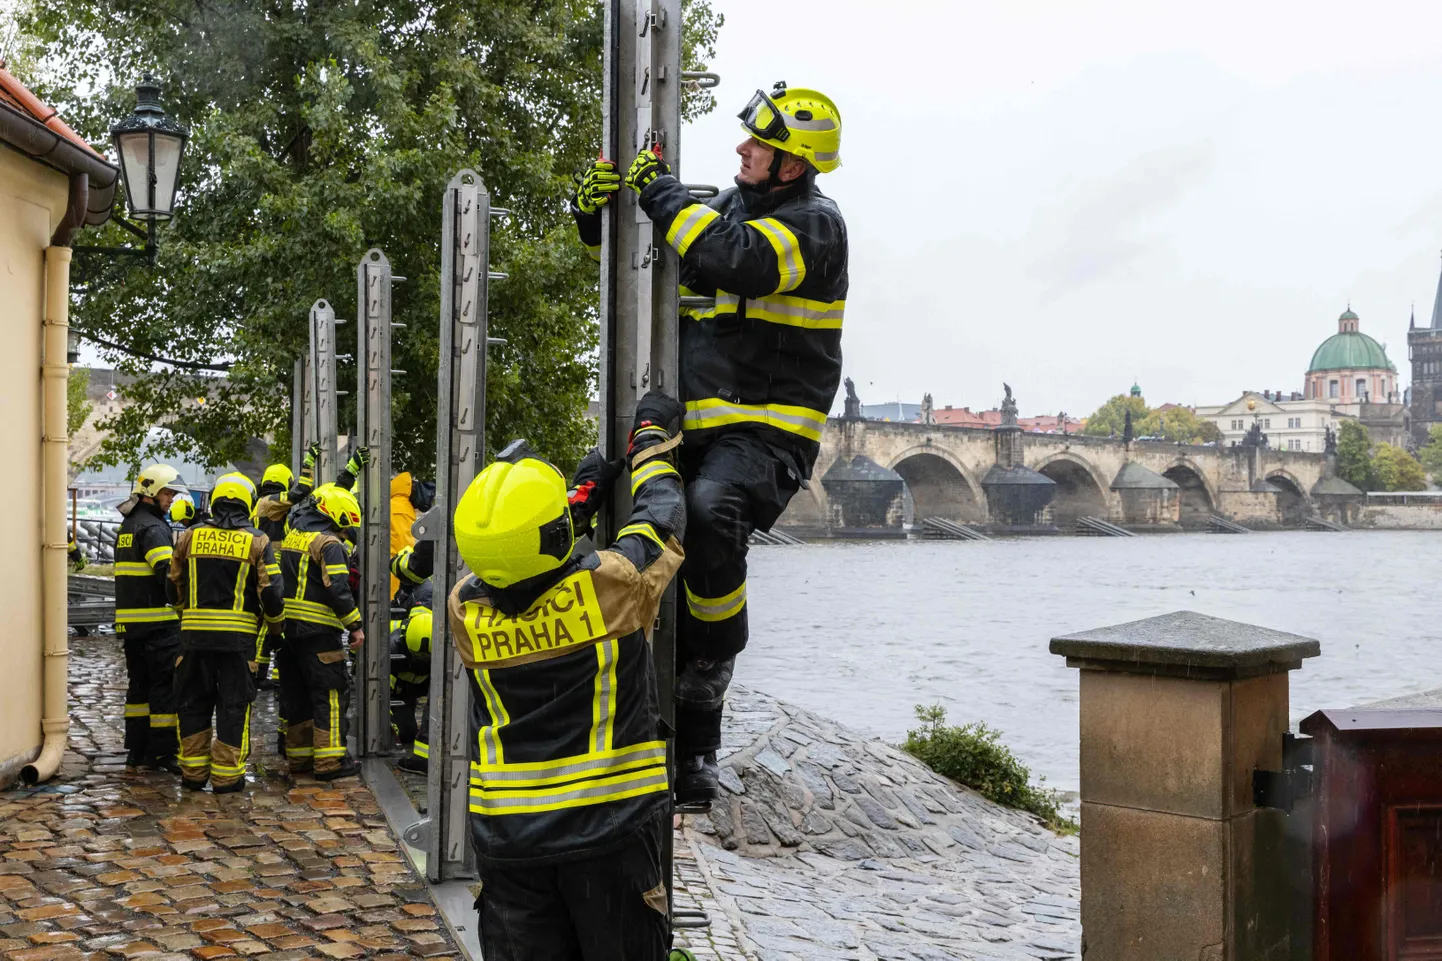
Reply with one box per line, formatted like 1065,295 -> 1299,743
454,440 -> 573,589
262,463 -> 294,490
133,463 -> 189,498
405,608 -> 433,659
169,496 -> 195,524
211,472 -> 257,513
738,83 -> 842,173
312,483 -> 362,532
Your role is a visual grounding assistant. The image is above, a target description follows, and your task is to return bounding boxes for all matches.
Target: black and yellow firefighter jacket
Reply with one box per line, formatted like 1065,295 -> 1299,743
391,581 -> 432,696
576,173 -> 847,476
254,483 -> 292,544
166,502 -> 285,653
114,499 -> 178,635
278,506 -> 362,639
446,431 -> 686,866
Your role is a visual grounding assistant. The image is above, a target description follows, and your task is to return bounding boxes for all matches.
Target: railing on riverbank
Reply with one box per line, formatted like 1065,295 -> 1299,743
920,516 -> 991,540
750,528 -> 805,546
1075,516 -> 1135,537
1207,513 -> 1253,533
1305,515 -> 1350,532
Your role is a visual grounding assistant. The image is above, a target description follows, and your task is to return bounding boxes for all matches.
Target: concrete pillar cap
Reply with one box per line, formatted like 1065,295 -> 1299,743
1050,610 -> 1320,680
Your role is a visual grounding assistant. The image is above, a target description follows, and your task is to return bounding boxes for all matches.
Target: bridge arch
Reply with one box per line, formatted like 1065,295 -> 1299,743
1032,451 -> 1110,526
886,445 -> 983,523
1265,470 -> 1309,526
1162,458 -> 1215,528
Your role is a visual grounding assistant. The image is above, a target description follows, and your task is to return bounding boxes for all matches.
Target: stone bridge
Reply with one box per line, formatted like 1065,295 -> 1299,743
779,419 -> 1348,535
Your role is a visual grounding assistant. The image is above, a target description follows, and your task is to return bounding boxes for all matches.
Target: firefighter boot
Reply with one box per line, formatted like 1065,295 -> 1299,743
674,656 -> 734,804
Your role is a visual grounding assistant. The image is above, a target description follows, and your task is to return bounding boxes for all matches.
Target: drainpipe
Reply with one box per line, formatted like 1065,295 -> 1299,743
22,232 -> 76,784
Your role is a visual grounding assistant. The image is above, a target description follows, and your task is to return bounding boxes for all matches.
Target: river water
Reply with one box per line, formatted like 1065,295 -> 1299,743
736,531 -> 1442,793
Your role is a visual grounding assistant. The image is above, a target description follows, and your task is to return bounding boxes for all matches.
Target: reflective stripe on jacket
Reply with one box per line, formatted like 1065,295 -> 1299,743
168,520 -> 285,653
641,174 -> 847,473
279,511 -> 361,637
114,500 -> 177,633
447,428 -> 686,866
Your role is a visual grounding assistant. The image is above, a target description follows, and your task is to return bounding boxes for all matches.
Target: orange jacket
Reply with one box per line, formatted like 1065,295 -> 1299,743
390,473 -> 417,598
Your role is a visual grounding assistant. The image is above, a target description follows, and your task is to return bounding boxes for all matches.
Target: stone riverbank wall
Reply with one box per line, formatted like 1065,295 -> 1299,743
687,686 -> 1080,961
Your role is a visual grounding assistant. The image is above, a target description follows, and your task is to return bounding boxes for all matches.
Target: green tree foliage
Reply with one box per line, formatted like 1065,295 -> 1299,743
1418,424 -> 1442,478
1335,420 -> 1373,490
902,705 -> 1076,834
67,366 -> 93,439
1371,443 -> 1427,492
1137,405 -> 1223,445
1081,393 -> 1149,438
1081,394 -> 1219,444
18,0 -> 722,475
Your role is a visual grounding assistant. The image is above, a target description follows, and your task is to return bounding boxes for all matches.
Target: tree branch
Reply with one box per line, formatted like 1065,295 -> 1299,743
80,332 -> 232,372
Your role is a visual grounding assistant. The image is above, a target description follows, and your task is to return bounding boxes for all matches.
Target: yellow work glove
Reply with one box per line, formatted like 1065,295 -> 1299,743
625,148 -> 670,194
576,159 -> 622,214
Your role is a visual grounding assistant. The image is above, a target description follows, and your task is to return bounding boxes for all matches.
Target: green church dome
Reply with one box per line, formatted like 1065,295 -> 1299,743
1307,330 -> 1396,372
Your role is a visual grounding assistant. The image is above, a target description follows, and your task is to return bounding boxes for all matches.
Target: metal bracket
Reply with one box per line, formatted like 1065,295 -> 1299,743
402,818 -> 431,848
1252,732 -> 1315,812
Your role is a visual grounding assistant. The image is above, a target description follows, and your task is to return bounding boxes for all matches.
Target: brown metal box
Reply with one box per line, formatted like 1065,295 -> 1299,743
1302,708 -> 1442,960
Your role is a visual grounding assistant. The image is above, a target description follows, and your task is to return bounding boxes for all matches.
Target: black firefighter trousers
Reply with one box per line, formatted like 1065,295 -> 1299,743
176,649 -> 256,789
279,632 -> 351,774
121,626 -> 182,762
676,432 -> 799,757
476,809 -> 668,961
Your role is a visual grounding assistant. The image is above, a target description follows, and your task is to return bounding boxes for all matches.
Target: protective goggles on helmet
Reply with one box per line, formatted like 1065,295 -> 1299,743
738,89 -> 790,144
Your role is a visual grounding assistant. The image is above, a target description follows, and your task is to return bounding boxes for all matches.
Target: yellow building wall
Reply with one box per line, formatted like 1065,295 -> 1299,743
0,147 -> 66,780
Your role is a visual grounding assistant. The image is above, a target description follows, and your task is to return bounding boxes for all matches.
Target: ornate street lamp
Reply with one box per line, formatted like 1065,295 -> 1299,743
73,75 -> 188,267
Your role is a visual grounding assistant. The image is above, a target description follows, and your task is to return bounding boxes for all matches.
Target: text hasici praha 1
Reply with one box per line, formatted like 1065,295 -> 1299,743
462,572 -> 609,665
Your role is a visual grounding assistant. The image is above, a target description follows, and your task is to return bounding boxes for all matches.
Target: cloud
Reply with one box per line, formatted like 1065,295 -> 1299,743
1028,143 -> 1216,297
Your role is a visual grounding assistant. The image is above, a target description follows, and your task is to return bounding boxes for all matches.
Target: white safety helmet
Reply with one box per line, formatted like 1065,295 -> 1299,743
132,463 -> 189,498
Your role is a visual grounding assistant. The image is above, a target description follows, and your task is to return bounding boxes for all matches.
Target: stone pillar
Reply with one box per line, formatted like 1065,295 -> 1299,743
1050,611 -> 1320,961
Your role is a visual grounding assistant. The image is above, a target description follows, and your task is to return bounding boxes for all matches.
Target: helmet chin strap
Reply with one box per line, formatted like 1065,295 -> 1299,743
736,148 -> 791,196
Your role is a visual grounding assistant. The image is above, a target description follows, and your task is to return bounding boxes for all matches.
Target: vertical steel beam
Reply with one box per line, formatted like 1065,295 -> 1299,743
602,0 -> 684,917
425,170 -> 491,882
355,251 -> 394,757
291,358 -> 304,479
309,298 -> 340,484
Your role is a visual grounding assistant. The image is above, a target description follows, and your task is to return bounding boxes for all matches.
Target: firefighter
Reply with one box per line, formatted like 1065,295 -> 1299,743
114,464 -> 189,773
448,392 -> 692,961
67,533 -> 86,572
254,448 -> 369,694
169,495 -> 207,529
388,583 -> 432,774
390,538 -> 434,610
278,482 -> 365,780
388,472 -> 436,599
573,83 -> 848,802
167,473 -> 285,793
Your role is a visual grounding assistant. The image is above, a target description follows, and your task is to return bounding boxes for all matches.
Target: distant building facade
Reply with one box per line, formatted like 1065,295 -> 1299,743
1199,306 -> 1408,450
1409,263 -> 1442,445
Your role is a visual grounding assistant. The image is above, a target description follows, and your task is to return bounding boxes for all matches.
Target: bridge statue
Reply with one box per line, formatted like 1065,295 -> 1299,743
921,392 -> 935,425
1324,424 -> 1336,454
1000,383 -> 1018,428
842,377 -> 863,420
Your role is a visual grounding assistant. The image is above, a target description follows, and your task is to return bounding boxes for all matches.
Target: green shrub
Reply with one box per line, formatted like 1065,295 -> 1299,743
902,704 -> 1078,834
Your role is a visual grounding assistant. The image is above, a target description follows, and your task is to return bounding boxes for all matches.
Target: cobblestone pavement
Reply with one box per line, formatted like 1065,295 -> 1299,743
0,636 -> 458,961
684,686 -> 1081,961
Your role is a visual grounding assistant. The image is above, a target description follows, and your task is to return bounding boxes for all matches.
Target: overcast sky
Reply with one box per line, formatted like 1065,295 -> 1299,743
681,0 -> 1442,417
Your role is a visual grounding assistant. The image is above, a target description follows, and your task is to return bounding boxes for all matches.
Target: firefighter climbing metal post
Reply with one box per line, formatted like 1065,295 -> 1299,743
355,250 -> 399,757
419,169 -> 505,882
308,298 -> 340,485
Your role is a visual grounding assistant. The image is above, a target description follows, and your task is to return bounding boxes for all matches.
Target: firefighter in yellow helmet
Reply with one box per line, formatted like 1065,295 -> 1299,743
573,84 -> 848,803
448,392 -> 687,961
278,483 -> 365,779
167,473 -> 285,792
389,587 -> 433,773
115,464 -> 189,773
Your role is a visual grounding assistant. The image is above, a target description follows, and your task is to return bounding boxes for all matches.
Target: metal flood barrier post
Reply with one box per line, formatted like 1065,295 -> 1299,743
355,251 -> 400,757
416,170 -> 505,882
291,358 -> 304,479
308,298 -> 341,484
601,0 -> 717,934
